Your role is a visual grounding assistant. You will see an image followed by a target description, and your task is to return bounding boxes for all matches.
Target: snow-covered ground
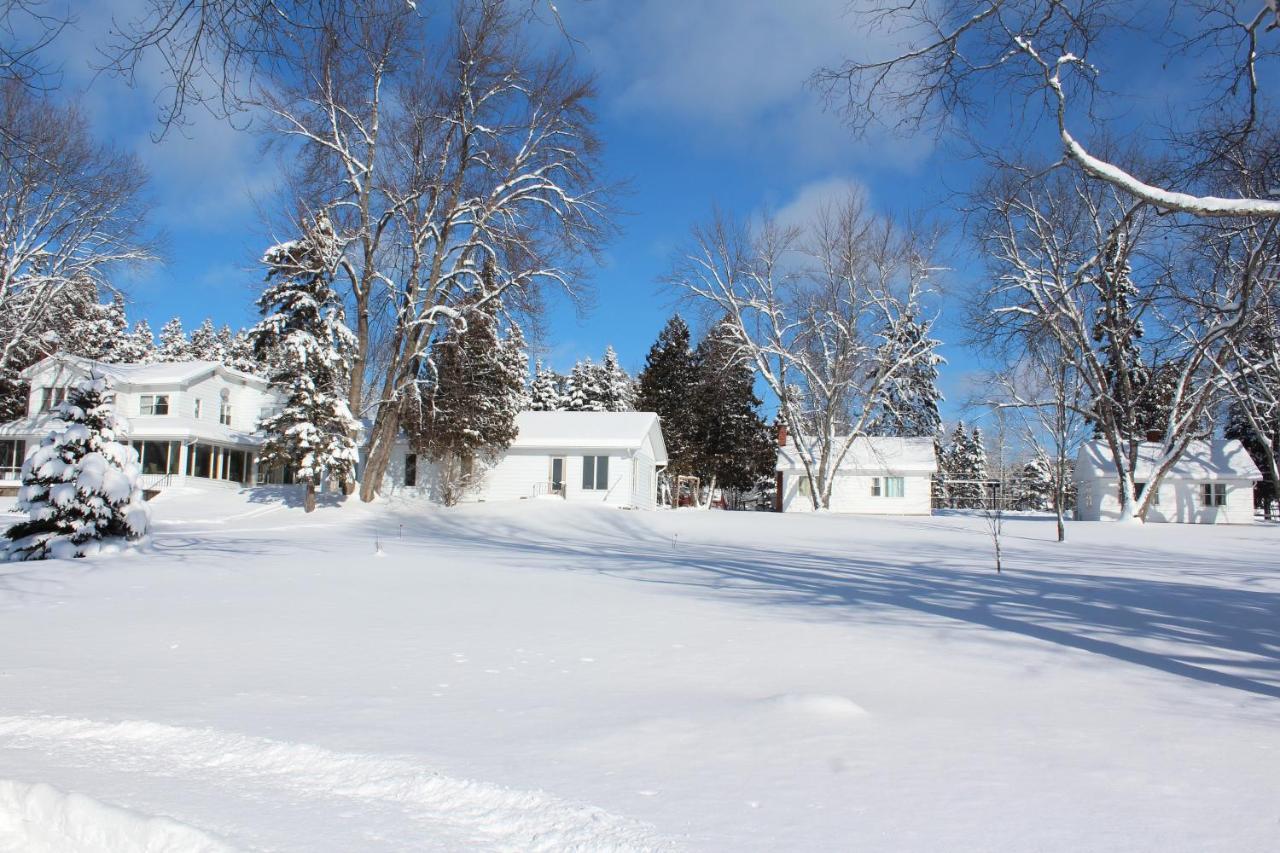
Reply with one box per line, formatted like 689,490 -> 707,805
1,486 -> 1278,851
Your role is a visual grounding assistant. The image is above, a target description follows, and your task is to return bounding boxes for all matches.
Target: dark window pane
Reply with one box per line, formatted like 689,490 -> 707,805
595,455 -> 608,490
404,453 -> 417,487
582,455 -> 594,490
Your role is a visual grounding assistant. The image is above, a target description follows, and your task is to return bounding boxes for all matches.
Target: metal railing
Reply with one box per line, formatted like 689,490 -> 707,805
531,481 -> 565,498
140,473 -> 175,492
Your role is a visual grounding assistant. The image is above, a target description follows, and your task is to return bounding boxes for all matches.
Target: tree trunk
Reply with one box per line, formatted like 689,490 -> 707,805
304,480 -> 316,513
359,406 -> 401,502
1055,504 -> 1065,542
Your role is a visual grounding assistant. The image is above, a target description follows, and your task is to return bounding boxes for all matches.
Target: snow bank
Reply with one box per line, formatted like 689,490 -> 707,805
0,779 -> 233,853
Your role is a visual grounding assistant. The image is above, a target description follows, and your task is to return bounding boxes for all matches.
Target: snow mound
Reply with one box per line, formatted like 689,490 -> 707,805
0,779 -> 233,853
758,693 -> 868,719
0,716 -> 676,852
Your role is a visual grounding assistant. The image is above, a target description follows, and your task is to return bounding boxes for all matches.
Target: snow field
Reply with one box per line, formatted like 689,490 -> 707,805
1,487 -> 1278,851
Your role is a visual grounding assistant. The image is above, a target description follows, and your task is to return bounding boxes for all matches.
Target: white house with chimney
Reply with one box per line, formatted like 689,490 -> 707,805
1074,439 -> 1260,524
0,355 -> 280,492
774,426 -> 937,515
384,411 -> 669,509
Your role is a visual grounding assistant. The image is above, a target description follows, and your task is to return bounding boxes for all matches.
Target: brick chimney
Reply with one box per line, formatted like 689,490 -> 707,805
777,422 -> 788,447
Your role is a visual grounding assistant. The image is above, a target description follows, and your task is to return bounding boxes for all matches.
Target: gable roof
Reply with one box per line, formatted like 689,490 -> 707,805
510,411 -> 667,462
21,355 -> 268,390
777,436 -> 938,473
1075,439 -> 1262,481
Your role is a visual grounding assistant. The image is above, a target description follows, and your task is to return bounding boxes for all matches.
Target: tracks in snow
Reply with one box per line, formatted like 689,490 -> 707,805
0,716 -> 676,852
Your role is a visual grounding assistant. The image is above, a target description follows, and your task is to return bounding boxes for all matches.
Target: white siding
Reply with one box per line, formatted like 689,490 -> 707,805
378,444 -> 658,509
780,471 -> 933,515
1076,477 -> 1256,524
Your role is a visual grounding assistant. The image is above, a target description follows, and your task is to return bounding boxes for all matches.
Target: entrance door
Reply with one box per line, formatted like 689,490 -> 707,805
550,457 -> 566,497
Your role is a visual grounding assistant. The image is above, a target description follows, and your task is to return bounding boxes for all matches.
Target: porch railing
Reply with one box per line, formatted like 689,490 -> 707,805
531,481 -> 565,498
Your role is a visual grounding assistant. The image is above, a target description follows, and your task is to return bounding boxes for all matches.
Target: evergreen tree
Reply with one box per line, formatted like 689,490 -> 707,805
156,317 -> 191,362
596,345 -> 635,412
564,357 -> 606,412
116,320 -> 157,363
868,307 -> 944,437
4,375 -> 150,560
1016,450 -> 1055,511
68,292 -> 129,363
529,360 -> 566,411
636,315 -> 698,481
224,329 -> 261,375
690,322 -> 774,499
941,421 -> 987,509
412,300 -> 528,504
249,214 -> 360,512
189,318 -> 225,362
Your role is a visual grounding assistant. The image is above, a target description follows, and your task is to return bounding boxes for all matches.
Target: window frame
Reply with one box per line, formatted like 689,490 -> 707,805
1201,482 -> 1227,507
582,455 -> 609,491
40,386 -> 68,413
884,476 -> 905,498
140,394 -> 170,416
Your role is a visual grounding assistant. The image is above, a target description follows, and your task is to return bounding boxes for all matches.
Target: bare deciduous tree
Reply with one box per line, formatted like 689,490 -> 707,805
0,80 -> 154,375
974,165 -> 1258,521
813,0 -> 1280,218
666,193 -> 941,510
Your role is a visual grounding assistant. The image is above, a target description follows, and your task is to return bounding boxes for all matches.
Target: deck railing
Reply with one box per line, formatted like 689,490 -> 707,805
531,481 -> 565,498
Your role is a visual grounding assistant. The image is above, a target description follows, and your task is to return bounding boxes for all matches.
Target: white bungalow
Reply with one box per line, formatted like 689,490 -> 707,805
385,411 -> 668,509
1074,439 -> 1261,524
0,355 -> 278,492
774,427 -> 937,514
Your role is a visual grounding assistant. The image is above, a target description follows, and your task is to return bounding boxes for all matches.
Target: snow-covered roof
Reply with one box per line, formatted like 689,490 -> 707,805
510,411 -> 667,462
1075,440 -> 1262,481
776,436 -> 938,473
21,355 -> 268,389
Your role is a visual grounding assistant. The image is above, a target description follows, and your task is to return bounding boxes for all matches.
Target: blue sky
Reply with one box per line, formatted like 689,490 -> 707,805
46,0 -> 1100,424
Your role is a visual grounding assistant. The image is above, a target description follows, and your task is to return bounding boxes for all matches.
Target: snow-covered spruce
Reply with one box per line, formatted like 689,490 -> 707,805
249,213 -> 360,512
528,360 -> 566,412
3,376 -> 149,561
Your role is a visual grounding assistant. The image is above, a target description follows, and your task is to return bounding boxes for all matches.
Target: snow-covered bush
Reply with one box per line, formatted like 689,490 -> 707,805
3,376 -> 150,561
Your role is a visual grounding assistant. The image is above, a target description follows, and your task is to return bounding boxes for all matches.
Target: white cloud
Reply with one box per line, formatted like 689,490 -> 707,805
43,1 -> 281,232
558,0 -> 930,169
768,176 -> 870,230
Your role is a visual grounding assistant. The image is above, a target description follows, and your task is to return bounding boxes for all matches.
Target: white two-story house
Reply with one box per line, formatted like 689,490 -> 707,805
0,355 -> 280,491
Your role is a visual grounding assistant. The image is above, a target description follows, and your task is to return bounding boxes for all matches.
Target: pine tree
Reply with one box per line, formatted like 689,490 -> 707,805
529,360 -> 566,411
868,307 -> 944,437
4,375 -> 150,560
1016,449 -> 1055,511
596,345 -> 635,412
636,315 -> 699,483
564,357 -> 606,412
156,317 -> 191,362
249,214 -> 360,512
224,329 -> 261,375
412,300 -> 528,504
189,318 -> 225,362
1088,234 -> 1156,439
116,320 -> 157,363
690,322 -> 774,501
68,293 -> 128,363
941,421 -> 987,509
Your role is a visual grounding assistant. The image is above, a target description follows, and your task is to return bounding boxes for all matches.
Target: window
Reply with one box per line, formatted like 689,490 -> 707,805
140,394 -> 170,416
39,387 -> 68,413
1201,483 -> 1227,507
0,439 -> 25,478
582,455 -> 609,490
194,399 -> 202,418
226,449 -> 248,483
131,440 -> 180,475
798,476 -> 812,497
219,402 -> 233,426
870,476 -> 905,497
404,453 -> 417,487
187,443 -> 213,478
